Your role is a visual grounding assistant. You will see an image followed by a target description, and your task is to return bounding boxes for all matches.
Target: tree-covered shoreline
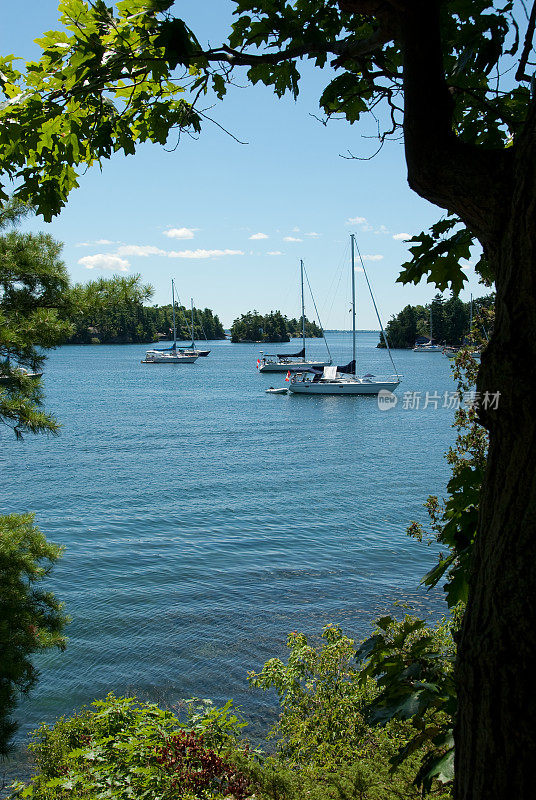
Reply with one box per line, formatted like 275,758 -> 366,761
378,293 -> 495,349
61,278 -> 327,346
65,275 -> 226,345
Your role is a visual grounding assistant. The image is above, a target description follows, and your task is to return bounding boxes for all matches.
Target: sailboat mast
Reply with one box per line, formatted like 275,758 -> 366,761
351,234 -> 356,372
190,298 -> 195,348
171,279 -> 177,349
300,259 -> 306,360
469,293 -> 473,342
430,305 -> 433,343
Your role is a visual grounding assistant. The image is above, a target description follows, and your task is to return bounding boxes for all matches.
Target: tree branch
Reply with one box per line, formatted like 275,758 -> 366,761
200,29 -> 392,70
400,0 -> 512,250
515,0 -> 536,81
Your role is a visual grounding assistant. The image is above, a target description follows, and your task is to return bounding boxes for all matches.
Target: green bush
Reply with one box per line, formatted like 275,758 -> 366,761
11,694 -> 250,800
11,625 -> 455,799
246,624 -> 452,800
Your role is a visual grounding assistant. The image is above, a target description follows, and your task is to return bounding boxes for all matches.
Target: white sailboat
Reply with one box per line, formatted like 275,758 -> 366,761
413,306 -> 442,352
257,260 -> 332,373
288,235 -> 401,396
142,280 -> 198,364
177,298 -> 211,358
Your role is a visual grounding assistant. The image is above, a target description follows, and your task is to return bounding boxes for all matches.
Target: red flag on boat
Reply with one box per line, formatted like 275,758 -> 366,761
285,371 -> 290,382
256,359 -> 261,369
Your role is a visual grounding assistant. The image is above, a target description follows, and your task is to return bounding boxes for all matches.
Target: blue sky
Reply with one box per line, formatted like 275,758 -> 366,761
1,1 -> 487,329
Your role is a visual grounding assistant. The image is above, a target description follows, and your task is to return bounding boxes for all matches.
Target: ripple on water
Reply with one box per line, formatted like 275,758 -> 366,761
2,334 -> 453,760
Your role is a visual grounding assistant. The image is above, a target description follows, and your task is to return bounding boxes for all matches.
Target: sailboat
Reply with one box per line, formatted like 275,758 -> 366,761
257,260 -> 332,372
141,280 -> 198,363
443,295 -> 481,359
177,298 -> 211,357
413,306 -> 442,352
288,235 -> 401,395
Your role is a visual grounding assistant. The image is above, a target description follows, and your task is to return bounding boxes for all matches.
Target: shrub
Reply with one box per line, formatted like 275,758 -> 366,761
11,694 -> 250,800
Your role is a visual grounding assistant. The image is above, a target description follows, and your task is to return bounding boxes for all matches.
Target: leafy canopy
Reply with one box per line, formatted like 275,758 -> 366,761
0,1 -> 531,288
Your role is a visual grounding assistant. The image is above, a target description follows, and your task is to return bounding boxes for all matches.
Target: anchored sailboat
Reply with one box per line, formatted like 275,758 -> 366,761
142,280 -> 198,364
178,298 -> 211,358
288,235 -> 400,396
413,306 -> 442,352
257,260 -> 332,372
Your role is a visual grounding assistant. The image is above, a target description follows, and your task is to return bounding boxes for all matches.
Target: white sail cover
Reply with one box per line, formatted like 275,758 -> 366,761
323,366 -> 337,380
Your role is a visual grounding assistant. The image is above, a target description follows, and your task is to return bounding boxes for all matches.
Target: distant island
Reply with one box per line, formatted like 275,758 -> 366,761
230,310 -> 323,343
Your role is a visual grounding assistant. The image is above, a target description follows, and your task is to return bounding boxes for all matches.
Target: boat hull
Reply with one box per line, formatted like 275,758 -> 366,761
0,369 -> 43,382
259,360 -> 331,373
288,379 -> 400,395
142,354 -> 198,363
178,347 -> 211,357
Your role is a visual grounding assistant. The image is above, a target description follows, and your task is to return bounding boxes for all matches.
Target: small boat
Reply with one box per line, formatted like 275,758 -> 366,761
142,280 -> 199,364
0,363 -> 43,383
176,298 -> 211,357
266,386 -> 288,394
413,342 -> 443,352
257,260 -> 331,372
288,235 -> 400,396
413,307 -> 442,352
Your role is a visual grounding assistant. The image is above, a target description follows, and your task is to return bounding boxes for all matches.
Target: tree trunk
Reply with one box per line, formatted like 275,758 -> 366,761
455,107 -> 536,799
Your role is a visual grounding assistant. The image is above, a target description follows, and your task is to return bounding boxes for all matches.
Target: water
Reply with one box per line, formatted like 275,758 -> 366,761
1,332 -> 457,772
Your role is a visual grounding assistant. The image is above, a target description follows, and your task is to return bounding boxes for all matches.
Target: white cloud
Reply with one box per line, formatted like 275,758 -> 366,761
305,232 -> 320,238
249,232 -> 269,240
163,227 -> 195,240
393,232 -> 412,241
347,216 -> 374,232
374,225 -> 389,235
362,254 -> 384,261
267,250 -> 283,256
116,245 -> 166,257
292,226 -> 300,232
283,236 -> 302,242
76,239 -> 117,247
78,254 -> 129,272
167,249 -> 244,259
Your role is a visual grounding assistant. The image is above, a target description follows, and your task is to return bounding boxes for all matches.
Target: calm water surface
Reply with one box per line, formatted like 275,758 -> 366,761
2,332 -> 457,762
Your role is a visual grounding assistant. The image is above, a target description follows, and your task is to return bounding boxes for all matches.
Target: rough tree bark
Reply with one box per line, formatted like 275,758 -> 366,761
455,103 -> 536,799
344,1 -> 536,797
398,3 -> 536,797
